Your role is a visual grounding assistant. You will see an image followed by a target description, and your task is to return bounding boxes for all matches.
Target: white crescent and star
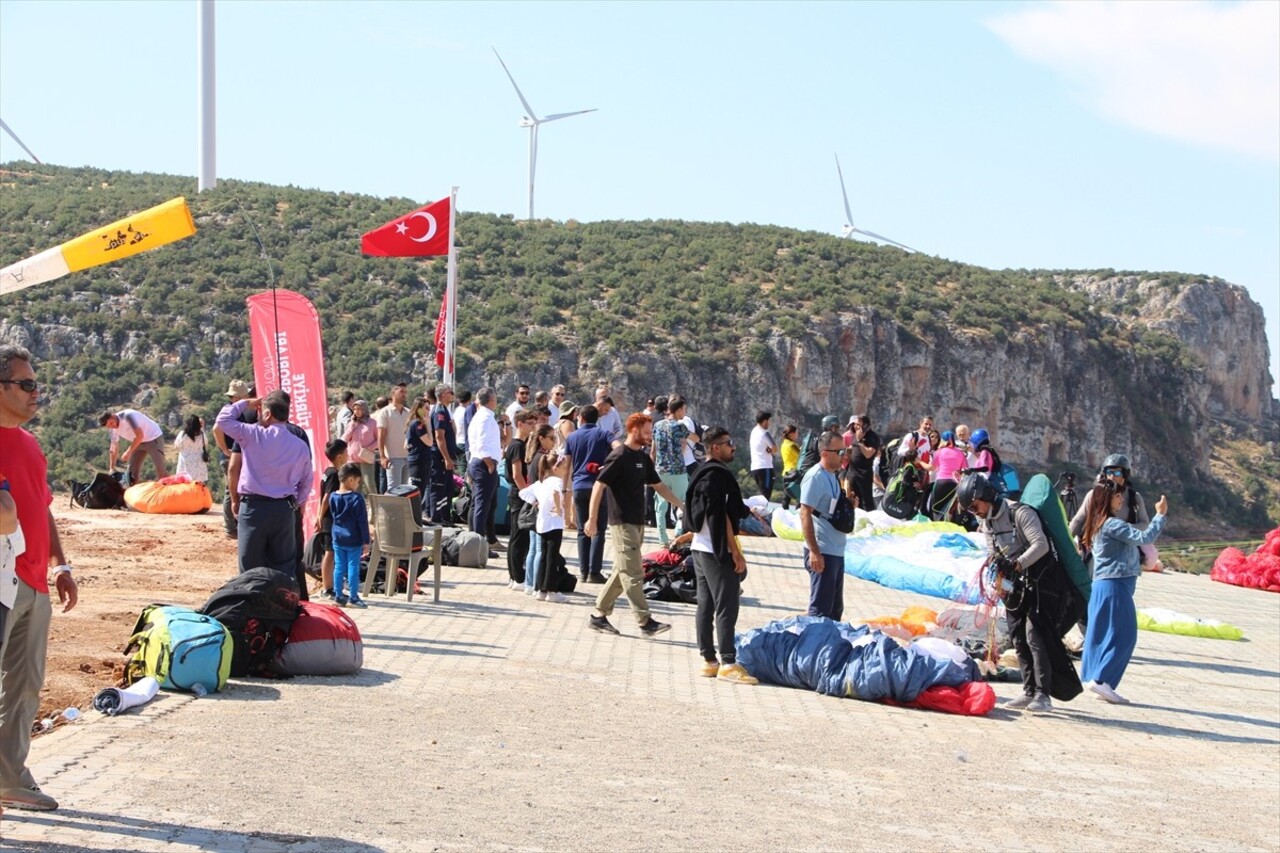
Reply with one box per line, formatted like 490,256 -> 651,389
394,212 -> 438,243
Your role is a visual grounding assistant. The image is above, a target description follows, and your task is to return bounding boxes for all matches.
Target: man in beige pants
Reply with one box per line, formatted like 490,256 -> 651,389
584,412 -> 685,638
0,345 -> 79,812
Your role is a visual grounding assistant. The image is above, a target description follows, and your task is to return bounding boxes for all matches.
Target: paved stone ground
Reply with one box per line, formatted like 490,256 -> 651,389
4,531 -> 1279,852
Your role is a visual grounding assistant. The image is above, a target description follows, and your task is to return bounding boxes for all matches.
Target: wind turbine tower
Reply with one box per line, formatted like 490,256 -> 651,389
835,153 -> 915,252
493,48 -> 596,221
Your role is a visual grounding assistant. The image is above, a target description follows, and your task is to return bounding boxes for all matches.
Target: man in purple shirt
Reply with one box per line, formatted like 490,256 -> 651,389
216,390 -> 313,579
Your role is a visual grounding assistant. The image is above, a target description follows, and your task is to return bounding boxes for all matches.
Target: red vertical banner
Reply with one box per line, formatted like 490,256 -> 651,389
246,290 -> 329,537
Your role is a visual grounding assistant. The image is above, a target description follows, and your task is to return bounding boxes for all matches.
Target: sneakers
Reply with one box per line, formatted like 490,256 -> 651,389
700,660 -> 720,678
320,588 -> 335,600
547,592 -> 569,603
639,618 -> 671,637
348,597 -> 368,608
717,663 -> 759,685
335,595 -> 350,606
1006,693 -> 1036,710
508,580 -> 522,591
536,591 -> 549,601
589,614 -> 621,635
1089,681 -> 1130,705
1,784 -> 58,811
586,573 -> 606,584
525,587 -> 536,596
1026,693 -> 1054,713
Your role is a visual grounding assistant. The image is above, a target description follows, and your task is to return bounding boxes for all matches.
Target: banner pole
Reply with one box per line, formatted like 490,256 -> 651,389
444,186 -> 459,387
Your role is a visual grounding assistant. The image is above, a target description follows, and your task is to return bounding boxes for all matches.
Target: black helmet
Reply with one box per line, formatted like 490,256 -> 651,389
956,472 -> 998,511
1101,453 -> 1130,472
820,415 -> 840,431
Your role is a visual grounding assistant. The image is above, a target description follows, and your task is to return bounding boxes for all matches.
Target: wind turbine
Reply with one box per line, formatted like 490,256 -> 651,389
835,153 -> 914,252
493,47 -> 596,221
0,118 -> 41,164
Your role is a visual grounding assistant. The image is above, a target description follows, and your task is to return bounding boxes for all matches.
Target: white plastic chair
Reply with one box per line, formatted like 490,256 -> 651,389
363,493 -> 443,602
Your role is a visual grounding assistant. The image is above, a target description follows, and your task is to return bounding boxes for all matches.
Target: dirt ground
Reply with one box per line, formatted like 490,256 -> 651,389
36,502 -> 248,725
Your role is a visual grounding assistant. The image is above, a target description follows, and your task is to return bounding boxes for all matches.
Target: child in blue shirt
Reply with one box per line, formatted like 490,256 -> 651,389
329,463 -> 371,607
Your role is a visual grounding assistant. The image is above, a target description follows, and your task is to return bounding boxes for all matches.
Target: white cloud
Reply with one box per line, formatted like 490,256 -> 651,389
987,1 -> 1279,162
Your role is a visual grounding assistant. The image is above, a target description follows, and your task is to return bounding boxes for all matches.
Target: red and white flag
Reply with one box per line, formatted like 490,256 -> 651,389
433,290 -> 448,368
361,196 -> 450,257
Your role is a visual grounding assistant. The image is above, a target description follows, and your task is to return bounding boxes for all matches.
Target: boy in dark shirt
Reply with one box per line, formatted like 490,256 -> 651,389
316,439 -> 348,599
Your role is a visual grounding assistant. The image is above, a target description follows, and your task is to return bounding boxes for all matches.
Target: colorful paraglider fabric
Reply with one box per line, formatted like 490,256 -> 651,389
771,508 -> 804,541
1,197 -> 196,296
124,479 -> 213,514
735,616 -> 989,715
1210,528 -> 1280,592
863,605 -> 940,638
842,521 -> 987,604
1136,607 -> 1245,641
886,681 -> 997,716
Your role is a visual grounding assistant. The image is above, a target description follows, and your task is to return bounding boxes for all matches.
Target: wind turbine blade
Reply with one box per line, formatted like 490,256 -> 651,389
834,153 -> 854,228
852,228 -> 916,253
541,108 -> 598,122
492,47 -> 538,121
0,118 -> 41,164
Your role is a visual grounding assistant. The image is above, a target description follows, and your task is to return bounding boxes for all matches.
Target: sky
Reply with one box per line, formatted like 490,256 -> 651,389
2,0 -> 1277,390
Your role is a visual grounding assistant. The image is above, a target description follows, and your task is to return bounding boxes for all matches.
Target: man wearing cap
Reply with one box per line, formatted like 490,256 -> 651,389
99,407 -> 168,485
0,344 -> 79,813
216,391 -> 313,577
214,380 -> 254,537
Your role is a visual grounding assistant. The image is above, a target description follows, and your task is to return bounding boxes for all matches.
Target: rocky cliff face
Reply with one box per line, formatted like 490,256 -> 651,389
4,275 -> 1274,492
471,276 -> 1274,490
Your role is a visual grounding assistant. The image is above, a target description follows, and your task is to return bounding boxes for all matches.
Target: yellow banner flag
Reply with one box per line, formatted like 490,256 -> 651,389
60,197 -> 196,272
1,196 -> 196,296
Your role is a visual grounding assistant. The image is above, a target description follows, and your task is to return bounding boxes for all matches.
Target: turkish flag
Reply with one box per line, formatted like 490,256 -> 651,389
361,196 -> 450,256
433,290 -> 448,367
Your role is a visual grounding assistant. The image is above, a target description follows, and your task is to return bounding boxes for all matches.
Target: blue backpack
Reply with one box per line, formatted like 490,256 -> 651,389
124,605 -> 233,693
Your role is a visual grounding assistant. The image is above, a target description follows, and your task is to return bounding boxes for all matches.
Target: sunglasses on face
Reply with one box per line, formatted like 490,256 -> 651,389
821,447 -> 843,455
1104,467 -> 1124,477
714,439 -> 734,448
0,379 -> 38,393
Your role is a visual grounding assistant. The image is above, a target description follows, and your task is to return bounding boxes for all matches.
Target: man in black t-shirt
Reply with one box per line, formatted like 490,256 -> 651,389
504,411 -> 536,587
847,414 -> 880,511
585,412 -> 686,637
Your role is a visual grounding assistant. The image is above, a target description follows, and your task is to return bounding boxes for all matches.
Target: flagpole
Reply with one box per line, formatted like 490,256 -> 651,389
443,186 -> 459,387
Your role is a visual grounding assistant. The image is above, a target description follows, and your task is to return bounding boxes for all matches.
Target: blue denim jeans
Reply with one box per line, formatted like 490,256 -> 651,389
525,531 -> 543,592
333,544 -> 362,601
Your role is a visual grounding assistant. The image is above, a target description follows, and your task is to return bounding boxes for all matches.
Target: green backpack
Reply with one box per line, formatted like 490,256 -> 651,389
123,605 -> 233,694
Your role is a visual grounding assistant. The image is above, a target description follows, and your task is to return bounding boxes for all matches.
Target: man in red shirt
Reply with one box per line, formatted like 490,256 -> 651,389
0,345 -> 78,812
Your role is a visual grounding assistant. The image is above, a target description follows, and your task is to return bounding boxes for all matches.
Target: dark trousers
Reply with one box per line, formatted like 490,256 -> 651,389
468,458 -> 498,539
573,487 -> 607,578
805,551 -> 845,621
538,529 -> 564,592
375,453 -> 387,494
752,468 -> 774,502
409,455 -> 432,495
1008,608 -> 1053,698
427,452 -> 453,523
694,551 -> 742,664
849,472 -> 874,512
292,508 -> 309,601
508,508 -> 531,583
927,479 -> 957,521
238,496 -> 298,578
221,456 -> 237,536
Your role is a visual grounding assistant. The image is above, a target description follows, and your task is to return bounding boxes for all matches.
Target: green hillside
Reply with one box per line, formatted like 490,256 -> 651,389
2,163 -> 1274,531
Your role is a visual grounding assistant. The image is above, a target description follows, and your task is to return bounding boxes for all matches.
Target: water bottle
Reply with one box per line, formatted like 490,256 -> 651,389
191,683 -> 208,698
61,707 -> 81,722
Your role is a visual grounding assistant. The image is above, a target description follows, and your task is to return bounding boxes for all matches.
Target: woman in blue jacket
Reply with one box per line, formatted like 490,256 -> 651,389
1079,481 -> 1168,704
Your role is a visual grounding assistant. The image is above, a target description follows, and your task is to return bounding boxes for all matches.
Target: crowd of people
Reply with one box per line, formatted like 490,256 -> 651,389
0,341 -> 1176,820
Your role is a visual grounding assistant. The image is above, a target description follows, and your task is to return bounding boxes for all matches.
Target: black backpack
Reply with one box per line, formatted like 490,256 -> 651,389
69,473 -> 126,510
199,568 -> 301,677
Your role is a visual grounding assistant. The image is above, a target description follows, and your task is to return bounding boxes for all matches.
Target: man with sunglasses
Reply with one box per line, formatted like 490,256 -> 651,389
0,345 -> 78,812
686,427 -> 757,684
799,431 -> 849,620
99,407 -> 169,486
